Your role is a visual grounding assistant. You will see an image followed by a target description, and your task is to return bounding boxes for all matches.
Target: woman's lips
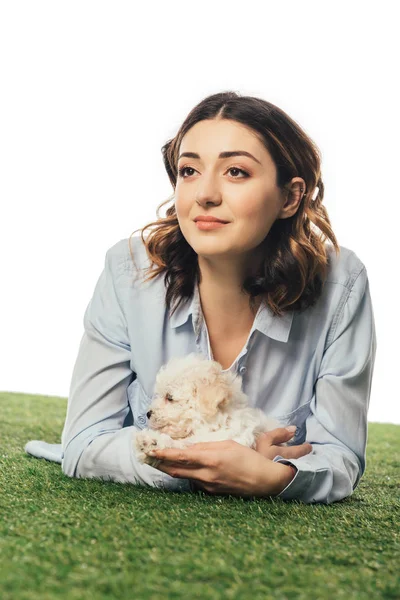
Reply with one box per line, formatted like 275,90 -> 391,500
195,221 -> 230,230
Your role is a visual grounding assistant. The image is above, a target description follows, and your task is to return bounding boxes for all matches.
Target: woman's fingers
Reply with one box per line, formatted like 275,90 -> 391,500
256,427 -> 296,452
275,442 -> 313,460
257,441 -> 312,461
255,428 -> 313,461
268,427 -> 300,444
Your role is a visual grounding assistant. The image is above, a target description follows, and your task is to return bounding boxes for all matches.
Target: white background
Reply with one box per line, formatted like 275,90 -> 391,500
0,1 -> 398,424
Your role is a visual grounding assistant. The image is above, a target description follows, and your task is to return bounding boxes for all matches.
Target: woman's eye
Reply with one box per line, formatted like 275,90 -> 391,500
228,167 -> 249,178
177,166 -> 249,179
178,166 -> 196,178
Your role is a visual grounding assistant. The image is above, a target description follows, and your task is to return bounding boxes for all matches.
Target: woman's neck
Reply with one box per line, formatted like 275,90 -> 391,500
198,278 -> 262,337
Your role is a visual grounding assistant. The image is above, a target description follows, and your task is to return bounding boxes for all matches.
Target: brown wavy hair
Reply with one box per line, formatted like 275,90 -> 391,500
129,91 -> 340,318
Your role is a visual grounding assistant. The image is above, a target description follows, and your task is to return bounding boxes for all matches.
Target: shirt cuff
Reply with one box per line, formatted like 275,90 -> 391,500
272,455 -> 316,500
159,472 -> 192,493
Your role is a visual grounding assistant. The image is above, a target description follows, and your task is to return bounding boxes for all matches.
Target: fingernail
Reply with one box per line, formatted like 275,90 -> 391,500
286,426 -> 297,433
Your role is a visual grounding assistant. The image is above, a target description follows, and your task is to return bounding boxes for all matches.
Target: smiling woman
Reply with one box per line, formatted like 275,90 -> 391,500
130,92 -> 339,322
26,91 -> 377,505
119,92 -> 375,503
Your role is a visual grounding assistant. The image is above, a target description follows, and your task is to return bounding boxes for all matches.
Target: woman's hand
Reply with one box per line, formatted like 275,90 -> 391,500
256,427 -> 313,461
147,440 -> 293,498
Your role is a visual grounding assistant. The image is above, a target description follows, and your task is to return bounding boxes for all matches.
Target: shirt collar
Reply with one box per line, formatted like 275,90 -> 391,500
169,278 -> 294,343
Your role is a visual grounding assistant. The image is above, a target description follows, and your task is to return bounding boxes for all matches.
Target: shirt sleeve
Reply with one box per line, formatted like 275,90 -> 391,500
272,265 -> 377,504
61,242 -> 191,493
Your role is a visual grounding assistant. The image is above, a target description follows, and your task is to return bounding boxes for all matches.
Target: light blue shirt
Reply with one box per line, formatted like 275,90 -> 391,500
26,235 -> 377,504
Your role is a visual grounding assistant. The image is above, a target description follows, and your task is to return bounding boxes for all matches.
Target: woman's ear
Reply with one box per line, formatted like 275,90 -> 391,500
278,177 -> 307,219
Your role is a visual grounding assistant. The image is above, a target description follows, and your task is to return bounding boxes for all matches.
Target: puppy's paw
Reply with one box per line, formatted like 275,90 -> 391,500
134,430 -> 182,467
136,429 -> 162,451
134,429 -> 164,466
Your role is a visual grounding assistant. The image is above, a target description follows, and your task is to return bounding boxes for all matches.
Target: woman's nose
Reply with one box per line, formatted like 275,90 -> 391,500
146,410 -> 152,418
195,176 -> 222,203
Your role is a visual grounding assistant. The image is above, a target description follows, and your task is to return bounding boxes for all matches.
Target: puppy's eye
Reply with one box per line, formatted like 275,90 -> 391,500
166,393 -> 173,402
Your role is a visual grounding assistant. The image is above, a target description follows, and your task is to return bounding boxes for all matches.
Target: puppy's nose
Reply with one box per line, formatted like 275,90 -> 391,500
146,410 -> 152,419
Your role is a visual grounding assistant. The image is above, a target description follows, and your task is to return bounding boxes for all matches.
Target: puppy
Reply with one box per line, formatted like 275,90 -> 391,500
134,352 -> 289,468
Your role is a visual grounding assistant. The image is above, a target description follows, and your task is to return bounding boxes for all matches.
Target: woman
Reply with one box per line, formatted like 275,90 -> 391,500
25,91 -> 377,504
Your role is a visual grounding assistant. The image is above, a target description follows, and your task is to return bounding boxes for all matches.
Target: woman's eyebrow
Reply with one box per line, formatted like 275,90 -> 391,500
178,151 -> 262,165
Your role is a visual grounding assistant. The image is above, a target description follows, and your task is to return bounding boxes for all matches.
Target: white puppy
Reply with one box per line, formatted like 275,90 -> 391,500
135,352 -> 289,467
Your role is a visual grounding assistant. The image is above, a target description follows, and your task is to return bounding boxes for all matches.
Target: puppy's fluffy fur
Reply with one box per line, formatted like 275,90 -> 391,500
135,352 -> 288,468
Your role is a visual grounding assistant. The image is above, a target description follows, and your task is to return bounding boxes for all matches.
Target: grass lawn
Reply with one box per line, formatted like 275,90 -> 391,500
0,391 -> 399,600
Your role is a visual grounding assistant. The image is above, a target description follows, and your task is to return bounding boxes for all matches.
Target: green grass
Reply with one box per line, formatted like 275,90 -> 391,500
0,392 -> 399,600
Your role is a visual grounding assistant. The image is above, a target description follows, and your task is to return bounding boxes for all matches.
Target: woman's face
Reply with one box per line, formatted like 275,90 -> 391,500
174,118 -> 294,266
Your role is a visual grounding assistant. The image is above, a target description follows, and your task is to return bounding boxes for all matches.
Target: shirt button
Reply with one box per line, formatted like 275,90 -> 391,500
137,415 -> 147,425
239,366 -> 247,374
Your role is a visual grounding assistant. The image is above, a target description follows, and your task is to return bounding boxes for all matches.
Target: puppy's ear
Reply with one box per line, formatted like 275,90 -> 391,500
198,381 -> 233,420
